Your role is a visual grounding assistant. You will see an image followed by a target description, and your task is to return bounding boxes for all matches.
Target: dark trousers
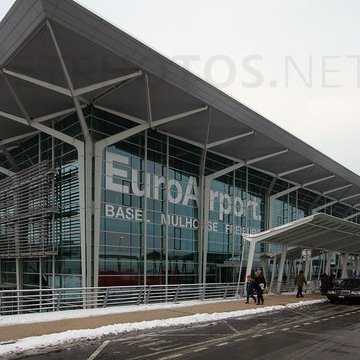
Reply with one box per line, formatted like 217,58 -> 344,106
296,286 -> 303,297
257,290 -> 264,304
246,292 -> 256,303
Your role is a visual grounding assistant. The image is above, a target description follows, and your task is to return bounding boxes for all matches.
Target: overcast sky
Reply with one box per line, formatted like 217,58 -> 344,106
1,0 -> 360,175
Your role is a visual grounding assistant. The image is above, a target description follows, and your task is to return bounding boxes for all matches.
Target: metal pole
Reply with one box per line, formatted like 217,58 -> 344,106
143,131 -> 148,286
270,255 -> 277,292
202,177 -> 211,285
236,236 -> 246,296
232,170 -> 236,282
325,252 -> 331,274
165,135 -> 169,289
93,145 -> 102,288
77,145 -> 87,288
342,253 -> 348,279
198,109 -> 211,284
245,240 -> 256,278
276,245 -> 288,294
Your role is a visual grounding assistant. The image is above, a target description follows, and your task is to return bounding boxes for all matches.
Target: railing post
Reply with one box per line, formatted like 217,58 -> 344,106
174,285 -> 181,303
0,292 -> 2,315
223,283 -> 229,299
146,286 -> 151,304
102,289 -> 109,308
56,290 -> 62,311
201,283 -> 206,301
137,286 -> 144,305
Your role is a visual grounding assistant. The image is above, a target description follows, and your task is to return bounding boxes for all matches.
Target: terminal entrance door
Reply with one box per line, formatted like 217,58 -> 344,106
216,263 -> 240,283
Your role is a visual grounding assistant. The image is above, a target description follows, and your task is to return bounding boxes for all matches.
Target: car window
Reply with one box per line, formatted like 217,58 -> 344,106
339,279 -> 360,288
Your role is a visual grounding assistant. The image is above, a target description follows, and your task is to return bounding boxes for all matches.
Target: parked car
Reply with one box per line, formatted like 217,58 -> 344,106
327,278 -> 360,303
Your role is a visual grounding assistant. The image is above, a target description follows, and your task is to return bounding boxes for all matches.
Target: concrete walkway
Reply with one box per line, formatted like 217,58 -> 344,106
0,294 -> 323,343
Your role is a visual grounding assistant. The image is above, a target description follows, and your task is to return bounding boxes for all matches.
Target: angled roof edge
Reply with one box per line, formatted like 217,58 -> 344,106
1,0 -> 360,188
0,0 -> 46,68
244,215 -> 316,243
244,212 -> 360,244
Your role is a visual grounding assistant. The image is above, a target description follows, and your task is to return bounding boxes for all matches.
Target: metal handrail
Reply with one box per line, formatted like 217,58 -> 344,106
0,283 -> 242,316
0,281 -> 320,316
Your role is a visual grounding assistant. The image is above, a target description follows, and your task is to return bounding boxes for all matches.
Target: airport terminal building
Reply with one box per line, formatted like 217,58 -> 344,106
1,0 -> 360,291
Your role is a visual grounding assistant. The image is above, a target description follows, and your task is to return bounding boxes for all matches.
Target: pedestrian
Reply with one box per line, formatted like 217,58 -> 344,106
320,273 -> 329,295
245,275 -> 256,304
329,272 -> 336,288
255,271 -> 266,305
295,270 -> 307,298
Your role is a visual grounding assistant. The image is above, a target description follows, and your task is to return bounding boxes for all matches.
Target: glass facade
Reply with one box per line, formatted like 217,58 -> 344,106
98,116 -> 270,286
0,118 -> 82,289
1,108 -> 360,289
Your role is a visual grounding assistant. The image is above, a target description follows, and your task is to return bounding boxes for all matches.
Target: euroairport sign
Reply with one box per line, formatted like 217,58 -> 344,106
104,149 -> 261,235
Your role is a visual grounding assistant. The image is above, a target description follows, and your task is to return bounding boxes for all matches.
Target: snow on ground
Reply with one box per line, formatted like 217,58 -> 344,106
0,298 -> 325,358
0,298 -> 247,326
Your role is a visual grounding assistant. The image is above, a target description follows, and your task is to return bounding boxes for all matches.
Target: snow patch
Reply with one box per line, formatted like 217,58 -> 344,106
0,299 -> 325,358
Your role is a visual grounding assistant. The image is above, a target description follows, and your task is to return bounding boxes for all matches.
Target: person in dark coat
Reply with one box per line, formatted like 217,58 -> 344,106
329,272 -> 336,288
255,271 -> 266,305
245,275 -> 256,304
295,270 -> 307,298
320,273 -> 329,295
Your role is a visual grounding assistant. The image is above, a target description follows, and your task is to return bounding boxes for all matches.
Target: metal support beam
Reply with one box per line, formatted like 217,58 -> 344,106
247,149 -> 288,165
48,21 -> 94,288
312,193 -> 360,214
1,71 -> 31,125
0,111 -> 82,148
276,245 -> 288,294
144,73 -> 153,128
207,161 -> 245,182
92,74 -> 142,103
47,22 -> 91,141
0,131 -> 40,146
271,175 -> 337,203
270,185 -> 301,201
93,105 -> 145,124
201,176 -> 211,284
245,240 -> 257,279
266,178 -> 277,198
198,109 -> 212,284
0,166 -> 15,176
206,149 -> 288,182
323,184 -> 352,195
270,255 -> 277,292
74,70 -> 143,96
304,250 -> 312,280
0,146 -> 19,171
343,212 -> 360,221
32,107 -> 78,123
97,106 -> 208,149
312,200 -> 338,214
341,193 -> 360,202
304,175 -> 336,187
325,253 -> 332,274
3,68 -> 143,98
277,163 -> 314,177
2,68 -> 71,96
206,131 -> 254,149
341,253 -> 349,279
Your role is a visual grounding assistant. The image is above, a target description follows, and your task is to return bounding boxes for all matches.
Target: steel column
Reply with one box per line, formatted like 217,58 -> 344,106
276,245 -> 288,294
245,240 -> 257,279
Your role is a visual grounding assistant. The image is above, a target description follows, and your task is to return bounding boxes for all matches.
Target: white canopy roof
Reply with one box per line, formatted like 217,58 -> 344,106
244,213 -> 360,255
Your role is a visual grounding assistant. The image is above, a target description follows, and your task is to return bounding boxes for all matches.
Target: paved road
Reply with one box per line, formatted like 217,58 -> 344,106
18,302 -> 360,360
